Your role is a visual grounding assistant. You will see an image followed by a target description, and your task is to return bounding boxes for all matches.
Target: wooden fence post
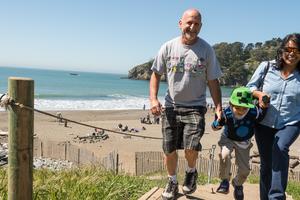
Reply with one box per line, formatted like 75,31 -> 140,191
64,143 -> 67,161
116,153 -> 119,174
8,77 -> 34,200
135,153 -> 138,176
78,148 -> 80,165
41,141 -> 43,157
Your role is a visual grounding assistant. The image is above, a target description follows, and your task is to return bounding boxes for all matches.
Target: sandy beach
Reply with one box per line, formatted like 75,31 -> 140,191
1,109 -> 300,173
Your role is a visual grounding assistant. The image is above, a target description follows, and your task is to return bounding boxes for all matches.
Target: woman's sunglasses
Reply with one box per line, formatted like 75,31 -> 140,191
283,47 -> 300,54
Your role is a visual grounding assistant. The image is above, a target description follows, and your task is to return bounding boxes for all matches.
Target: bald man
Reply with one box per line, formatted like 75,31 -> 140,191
149,8 -> 222,199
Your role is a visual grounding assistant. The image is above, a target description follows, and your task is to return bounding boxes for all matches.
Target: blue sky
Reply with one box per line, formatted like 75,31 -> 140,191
0,0 -> 299,74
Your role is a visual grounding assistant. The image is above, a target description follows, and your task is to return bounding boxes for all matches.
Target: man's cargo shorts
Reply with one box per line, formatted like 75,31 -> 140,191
161,106 -> 207,154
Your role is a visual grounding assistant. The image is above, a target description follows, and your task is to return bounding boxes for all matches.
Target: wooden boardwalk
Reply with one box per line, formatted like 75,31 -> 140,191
139,183 -> 294,200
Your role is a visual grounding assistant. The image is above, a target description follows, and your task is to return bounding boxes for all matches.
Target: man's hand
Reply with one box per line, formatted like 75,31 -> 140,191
215,108 -> 222,121
150,99 -> 162,116
149,72 -> 162,115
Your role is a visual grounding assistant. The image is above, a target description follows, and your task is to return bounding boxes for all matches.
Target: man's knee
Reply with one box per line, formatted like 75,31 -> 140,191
165,151 -> 177,158
184,149 -> 198,159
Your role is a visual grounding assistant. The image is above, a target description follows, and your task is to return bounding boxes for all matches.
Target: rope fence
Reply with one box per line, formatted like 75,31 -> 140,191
0,93 -> 162,140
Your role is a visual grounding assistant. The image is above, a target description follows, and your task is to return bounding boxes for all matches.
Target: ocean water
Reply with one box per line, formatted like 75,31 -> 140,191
0,67 -> 231,110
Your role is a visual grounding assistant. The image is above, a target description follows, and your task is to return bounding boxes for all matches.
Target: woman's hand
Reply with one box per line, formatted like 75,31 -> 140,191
257,91 -> 270,109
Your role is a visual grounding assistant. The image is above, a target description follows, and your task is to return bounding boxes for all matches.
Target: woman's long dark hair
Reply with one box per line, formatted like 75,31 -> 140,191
275,33 -> 300,71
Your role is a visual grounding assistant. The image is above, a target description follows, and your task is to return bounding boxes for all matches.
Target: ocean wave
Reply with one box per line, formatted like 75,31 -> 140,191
35,93 -> 137,100
34,97 -> 158,110
0,94 -> 230,111
32,97 -> 230,111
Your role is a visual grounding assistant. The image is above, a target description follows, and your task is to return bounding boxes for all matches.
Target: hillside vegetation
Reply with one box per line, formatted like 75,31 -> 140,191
128,37 -> 282,86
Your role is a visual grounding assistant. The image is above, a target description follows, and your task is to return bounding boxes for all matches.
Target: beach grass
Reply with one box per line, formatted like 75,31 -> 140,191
286,181 -> 300,200
0,166 -> 160,200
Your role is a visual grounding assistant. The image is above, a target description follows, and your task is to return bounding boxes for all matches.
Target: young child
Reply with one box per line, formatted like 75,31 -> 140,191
211,87 -> 267,200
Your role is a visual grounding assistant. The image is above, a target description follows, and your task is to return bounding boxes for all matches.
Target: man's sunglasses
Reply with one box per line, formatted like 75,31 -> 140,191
283,47 -> 300,54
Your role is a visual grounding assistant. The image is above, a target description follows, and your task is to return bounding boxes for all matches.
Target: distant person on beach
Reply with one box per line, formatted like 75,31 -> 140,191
149,8 -> 222,199
247,33 -> 300,200
211,87 -> 266,200
146,113 -> 151,124
56,112 -> 63,123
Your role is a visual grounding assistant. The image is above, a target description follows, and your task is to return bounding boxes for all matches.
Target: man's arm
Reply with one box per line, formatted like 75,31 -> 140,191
207,79 -> 222,119
149,72 -> 162,115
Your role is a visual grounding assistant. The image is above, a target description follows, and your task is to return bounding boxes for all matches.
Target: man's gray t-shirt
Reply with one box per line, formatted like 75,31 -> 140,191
151,37 -> 222,107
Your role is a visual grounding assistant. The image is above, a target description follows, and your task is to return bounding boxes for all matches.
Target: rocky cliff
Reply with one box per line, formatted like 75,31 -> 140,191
128,59 -> 166,81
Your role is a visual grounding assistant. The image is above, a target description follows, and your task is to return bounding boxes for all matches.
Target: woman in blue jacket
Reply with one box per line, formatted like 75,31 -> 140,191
247,33 -> 300,200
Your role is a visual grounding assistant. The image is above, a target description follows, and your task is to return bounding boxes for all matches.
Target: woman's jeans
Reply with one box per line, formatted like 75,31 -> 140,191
255,123 -> 300,200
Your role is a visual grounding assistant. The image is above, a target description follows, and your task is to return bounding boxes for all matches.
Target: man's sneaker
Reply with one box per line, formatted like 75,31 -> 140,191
161,178 -> 179,200
216,179 -> 229,194
182,170 -> 198,195
232,181 -> 244,200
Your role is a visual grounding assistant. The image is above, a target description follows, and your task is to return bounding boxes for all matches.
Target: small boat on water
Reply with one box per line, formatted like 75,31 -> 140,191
69,73 -> 79,76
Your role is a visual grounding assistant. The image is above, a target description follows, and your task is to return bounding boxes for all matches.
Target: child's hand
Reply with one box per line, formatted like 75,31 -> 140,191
211,120 -> 222,131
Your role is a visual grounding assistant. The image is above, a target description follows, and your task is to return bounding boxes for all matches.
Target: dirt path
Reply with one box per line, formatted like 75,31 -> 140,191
139,183 -> 294,200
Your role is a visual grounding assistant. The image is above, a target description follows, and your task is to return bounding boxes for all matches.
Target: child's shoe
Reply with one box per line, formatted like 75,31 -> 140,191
232,180 -> 244,200
216,179 -> 229,194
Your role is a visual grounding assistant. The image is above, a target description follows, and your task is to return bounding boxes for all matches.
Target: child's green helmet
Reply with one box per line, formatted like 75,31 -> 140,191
230,87 -> 254,108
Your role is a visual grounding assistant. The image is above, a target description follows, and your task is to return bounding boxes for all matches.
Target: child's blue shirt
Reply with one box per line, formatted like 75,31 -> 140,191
212,106 -> 265,141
